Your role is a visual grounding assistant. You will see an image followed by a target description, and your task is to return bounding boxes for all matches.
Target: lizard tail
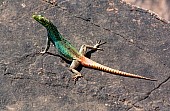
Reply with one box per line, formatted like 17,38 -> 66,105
79,56 -> 157,81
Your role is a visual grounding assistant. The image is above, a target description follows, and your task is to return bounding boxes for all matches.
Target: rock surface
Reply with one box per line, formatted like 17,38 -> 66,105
0,0 -> 170,111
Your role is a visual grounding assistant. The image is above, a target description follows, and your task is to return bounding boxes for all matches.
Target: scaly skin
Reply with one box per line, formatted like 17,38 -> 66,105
32,14 -> 157,81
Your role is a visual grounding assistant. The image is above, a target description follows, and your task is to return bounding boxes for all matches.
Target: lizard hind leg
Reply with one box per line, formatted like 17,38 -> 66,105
69,68 -> 83,82
69,60 -> 83,82
69,40 -> 106,83
79,40 -> 106,55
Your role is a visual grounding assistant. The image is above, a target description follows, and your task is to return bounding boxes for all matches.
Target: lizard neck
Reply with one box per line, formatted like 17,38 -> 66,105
46,23 -> 62,42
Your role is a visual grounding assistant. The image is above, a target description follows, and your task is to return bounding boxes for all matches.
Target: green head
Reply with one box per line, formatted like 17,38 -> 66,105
32,14 -> 51,28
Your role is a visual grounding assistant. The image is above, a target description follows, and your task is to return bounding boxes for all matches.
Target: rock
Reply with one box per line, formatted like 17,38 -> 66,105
0,0 -> 169,111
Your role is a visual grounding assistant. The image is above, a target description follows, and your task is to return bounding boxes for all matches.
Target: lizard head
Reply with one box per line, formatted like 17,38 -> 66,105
32,14 -> 51,27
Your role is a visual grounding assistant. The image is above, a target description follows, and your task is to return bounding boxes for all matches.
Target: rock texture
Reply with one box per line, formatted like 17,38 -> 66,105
0,0 -> 170,111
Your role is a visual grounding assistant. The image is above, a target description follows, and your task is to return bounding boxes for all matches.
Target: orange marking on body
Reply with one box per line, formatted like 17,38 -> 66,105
79,56 -> 98,67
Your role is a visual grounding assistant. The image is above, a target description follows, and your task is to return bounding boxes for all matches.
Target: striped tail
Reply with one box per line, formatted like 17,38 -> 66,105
79,56 -> 156,81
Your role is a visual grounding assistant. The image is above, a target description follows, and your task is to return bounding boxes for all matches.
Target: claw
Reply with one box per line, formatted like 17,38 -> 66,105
96,40 -> 101,44
94,40 -> 106,51
40,50 -> 46,55
96,48 -> 104,51
95,40 -> 106,46
72,74 -> 83,84
96,40 -> 107,47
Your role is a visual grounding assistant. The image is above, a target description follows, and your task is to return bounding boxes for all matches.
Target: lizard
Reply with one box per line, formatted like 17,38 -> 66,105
32,14 -> 157,82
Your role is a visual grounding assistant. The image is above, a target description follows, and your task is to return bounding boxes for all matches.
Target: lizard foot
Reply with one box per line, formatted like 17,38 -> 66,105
72,74 -> 83,83
40,50 -> 46,55
93,40 -> 106,51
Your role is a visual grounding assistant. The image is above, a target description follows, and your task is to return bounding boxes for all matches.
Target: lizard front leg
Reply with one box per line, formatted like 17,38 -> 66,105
40,37 -> 51,54
69,40 -> 106,82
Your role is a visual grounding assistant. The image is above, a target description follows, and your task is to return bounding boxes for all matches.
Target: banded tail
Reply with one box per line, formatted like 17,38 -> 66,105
79,56 -> 156,81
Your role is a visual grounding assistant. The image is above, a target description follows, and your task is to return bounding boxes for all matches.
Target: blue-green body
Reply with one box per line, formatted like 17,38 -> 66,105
47,24 -> 79,60
33,15 -> 80,61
